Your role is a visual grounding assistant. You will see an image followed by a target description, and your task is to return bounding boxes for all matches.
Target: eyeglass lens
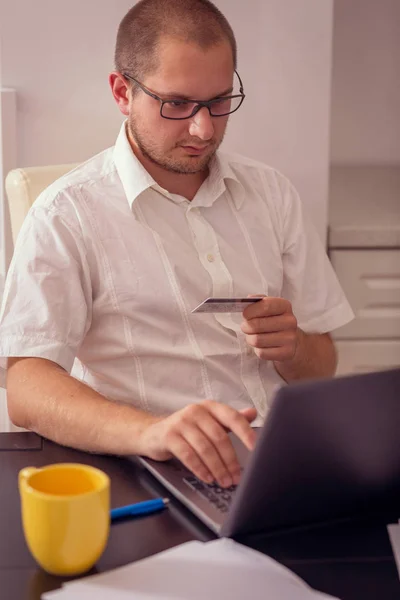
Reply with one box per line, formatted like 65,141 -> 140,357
161,95 -> 242,119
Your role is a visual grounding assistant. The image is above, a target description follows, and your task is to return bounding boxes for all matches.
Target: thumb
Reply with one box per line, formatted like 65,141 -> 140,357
239,407 -> 258,423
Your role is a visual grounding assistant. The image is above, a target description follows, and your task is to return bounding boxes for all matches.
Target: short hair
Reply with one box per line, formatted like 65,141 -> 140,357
114,0 -> 237,80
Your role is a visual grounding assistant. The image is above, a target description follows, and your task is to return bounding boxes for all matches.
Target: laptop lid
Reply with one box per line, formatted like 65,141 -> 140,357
222,368 -> 400,537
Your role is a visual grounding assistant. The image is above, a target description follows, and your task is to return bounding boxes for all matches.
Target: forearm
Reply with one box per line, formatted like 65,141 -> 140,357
6,357 -> 159,455
274,329 -> 337,382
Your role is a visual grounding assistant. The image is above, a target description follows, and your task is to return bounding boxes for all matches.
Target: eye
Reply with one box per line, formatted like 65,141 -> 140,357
212,97 -> 229,105
169,100 -> 187,108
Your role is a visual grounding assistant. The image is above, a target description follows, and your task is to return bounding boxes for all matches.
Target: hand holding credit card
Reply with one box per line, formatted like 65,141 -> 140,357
192,297 -> 264,313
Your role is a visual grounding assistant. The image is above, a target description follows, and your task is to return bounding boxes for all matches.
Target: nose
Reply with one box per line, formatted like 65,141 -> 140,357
188,106 -> 214,141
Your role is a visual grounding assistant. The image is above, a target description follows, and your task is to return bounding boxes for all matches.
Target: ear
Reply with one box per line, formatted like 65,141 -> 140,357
109,72 -> 131,117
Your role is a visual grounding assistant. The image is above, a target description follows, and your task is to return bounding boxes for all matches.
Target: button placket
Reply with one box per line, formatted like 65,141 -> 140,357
186,208 -> 231,296
238,334 -> 268,416
186,206 -> 267,417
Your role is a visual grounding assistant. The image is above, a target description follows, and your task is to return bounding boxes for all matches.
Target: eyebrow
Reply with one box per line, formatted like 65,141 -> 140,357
162,86 -> 234,101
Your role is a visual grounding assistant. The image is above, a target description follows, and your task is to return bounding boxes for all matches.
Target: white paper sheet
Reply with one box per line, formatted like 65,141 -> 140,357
42,539 -> 340,600
388,524 -> 400,579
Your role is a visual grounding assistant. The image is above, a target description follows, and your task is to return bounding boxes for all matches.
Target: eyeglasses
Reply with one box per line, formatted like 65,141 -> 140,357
122,70 -> 245,120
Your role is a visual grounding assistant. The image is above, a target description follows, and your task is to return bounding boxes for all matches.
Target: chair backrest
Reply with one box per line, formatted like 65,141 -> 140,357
5,163 -> 79,244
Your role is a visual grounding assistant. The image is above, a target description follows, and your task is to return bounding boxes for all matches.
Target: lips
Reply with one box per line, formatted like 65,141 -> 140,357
181,145 -> 209,155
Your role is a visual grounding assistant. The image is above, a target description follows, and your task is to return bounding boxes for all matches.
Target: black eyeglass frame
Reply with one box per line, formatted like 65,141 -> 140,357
122,70 -> 245,120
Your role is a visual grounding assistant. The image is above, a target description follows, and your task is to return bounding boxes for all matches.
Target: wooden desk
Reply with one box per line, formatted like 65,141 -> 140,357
1,433 -> 399,600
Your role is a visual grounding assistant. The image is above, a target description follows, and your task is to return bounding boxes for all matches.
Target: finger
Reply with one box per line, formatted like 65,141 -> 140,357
182,419 -> 238,487
245,330 -> 297,349
239,407 -> 258,422
203,401 -> 257,452
241,313 -> 297,335
166,431 -> 214,484
254,346 -> 295,361
196,414 -> 244,485
243,296 -> 291,320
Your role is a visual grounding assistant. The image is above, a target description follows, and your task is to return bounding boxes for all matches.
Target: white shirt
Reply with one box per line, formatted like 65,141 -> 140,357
0,123 -> 354,424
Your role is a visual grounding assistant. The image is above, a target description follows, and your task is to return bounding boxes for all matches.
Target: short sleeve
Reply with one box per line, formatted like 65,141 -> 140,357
279,177 -> 354,334
0,203 -> 92,388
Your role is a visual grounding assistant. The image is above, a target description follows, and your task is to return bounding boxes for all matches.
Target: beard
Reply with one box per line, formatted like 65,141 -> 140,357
127,115 -> 225,175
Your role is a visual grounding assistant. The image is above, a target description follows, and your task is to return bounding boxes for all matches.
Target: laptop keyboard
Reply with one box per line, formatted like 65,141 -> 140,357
183,476 -> 237,513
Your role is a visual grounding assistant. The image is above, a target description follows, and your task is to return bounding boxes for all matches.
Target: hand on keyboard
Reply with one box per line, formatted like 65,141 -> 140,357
138,400 -> 257,488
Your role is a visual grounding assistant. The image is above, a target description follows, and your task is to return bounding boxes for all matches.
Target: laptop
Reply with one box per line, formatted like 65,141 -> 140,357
136,368 -> 400,538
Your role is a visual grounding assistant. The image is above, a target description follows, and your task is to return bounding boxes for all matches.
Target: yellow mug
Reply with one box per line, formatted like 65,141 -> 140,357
18,463 -> 110,576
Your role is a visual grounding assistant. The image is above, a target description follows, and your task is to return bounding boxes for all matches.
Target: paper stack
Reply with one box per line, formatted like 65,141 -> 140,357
388,521 -> 400,578
42,538 -> 340,600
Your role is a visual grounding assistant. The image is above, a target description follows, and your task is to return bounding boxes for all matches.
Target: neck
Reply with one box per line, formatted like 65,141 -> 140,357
127,131 -> 208,201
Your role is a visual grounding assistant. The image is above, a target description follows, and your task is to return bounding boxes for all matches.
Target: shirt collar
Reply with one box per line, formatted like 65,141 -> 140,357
113,121 -> 156,208
113,121 -> 245,210
200,152 -> 245,210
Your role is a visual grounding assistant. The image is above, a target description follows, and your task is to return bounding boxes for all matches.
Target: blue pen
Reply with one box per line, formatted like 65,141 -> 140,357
110,497 -> 170,522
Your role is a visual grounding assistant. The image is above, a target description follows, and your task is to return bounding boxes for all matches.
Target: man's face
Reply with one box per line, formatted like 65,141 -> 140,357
127,37 -> 235,174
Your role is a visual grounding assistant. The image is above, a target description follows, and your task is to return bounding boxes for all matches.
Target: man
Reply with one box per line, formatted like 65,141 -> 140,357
0,0 -> 353,489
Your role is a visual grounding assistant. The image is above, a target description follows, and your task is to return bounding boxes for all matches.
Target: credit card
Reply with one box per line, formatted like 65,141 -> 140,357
191,297 -> 263,313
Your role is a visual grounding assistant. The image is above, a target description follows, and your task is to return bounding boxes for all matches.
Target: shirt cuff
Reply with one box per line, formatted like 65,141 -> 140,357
297,301 -> 355,335
0,335 -> 76,389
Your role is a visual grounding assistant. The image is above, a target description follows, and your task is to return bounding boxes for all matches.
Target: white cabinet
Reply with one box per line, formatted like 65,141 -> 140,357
334,341 -> 400,376
330,250 -> 400,339
328,166 -> 400,376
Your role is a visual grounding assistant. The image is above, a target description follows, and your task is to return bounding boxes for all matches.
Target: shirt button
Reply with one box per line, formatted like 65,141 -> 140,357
207,253 -> 215,263
246,346 -> 253,356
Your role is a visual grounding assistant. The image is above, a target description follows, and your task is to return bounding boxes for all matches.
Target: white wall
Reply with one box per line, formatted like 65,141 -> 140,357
330,0 -> 400,165
0,0 -> 333,241
0,1 -> 132,166
218,0 -> 333,241
0,89 -> 17,274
